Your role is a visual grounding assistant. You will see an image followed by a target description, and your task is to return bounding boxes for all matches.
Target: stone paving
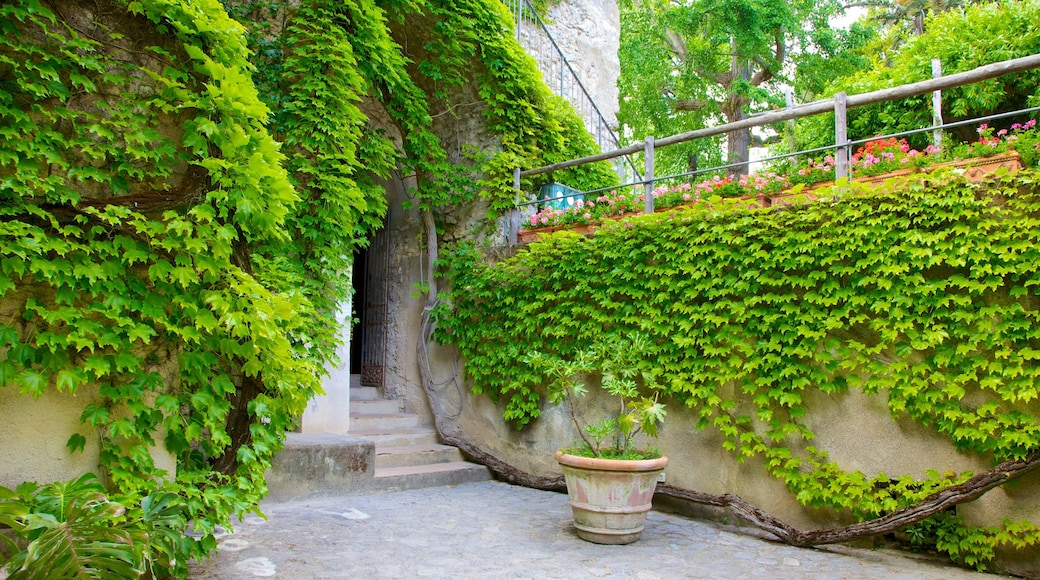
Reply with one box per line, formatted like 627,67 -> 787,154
188,480 -> 994,579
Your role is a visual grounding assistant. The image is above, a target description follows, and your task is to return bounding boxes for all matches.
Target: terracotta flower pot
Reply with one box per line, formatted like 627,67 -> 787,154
555,450 -> 668,545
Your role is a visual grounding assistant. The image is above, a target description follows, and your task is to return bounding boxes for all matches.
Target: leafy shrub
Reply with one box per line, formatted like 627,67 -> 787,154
524,333 -> 666,459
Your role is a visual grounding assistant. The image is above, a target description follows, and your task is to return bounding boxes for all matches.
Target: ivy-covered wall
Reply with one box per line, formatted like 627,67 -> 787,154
0,0 -> 619,575
436,170 -> 1040,574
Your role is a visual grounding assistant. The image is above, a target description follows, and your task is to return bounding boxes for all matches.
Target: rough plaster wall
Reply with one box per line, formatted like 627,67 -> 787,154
379,178 -> 501,425
0,387 -> 104,489
0,367 -> 177,488
382,175 -> 430,423
426,362 -> 1040,537
525,0 -> 621,129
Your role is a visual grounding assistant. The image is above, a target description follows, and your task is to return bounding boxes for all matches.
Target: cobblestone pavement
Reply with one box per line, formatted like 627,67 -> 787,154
188,480 -> 994,579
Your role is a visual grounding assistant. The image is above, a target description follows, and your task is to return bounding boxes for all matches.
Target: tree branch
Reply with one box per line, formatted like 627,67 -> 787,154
749,33 -> 784,87
672,98 -> 709,112
663,28 -> 687,63
73,165 -> 208,214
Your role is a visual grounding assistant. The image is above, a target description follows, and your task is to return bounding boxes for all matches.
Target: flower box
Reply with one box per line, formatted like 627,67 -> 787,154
516,151 -> 1028,243
931,151 -> 1022,182
854,167 -> 919,185
792,167 -> 919,194
767,190 -> 820,208
517,223 -> 596,243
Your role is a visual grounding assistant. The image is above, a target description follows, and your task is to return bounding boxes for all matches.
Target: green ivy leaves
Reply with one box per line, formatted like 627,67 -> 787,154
3,0 -> 632,576
439,171 -> 1040,568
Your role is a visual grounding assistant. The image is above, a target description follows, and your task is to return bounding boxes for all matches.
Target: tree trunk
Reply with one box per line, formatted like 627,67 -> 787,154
721,94 -> 751,177
722,38 -> 752,178
213,372 -> 265,475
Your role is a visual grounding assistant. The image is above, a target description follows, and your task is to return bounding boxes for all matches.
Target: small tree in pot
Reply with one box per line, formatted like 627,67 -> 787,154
524,333 -> 667,544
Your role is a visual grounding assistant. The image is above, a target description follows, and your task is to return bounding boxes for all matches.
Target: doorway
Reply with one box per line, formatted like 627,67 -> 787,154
349,217 -> 390,388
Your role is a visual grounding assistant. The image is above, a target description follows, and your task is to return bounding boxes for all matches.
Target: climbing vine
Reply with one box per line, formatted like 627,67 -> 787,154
387,0 -> 619,209
1,0 -> 618,575
436,169 -> 1040,570
1,0 -> 310,574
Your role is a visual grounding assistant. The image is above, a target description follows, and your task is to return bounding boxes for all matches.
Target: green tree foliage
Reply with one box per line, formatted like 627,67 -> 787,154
862,0 -> 985,40
791,19 -> 880,103
617,0 -> 842,177
617,5 -> 724,178
794,1 -> 1040,152
437,169 -> 1040,570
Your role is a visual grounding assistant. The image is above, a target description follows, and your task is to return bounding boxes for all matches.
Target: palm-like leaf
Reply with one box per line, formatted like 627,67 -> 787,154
140,492 -> 190,576
3,474 -> 146,579
10,494 -> 143,579
0,485 -> 29,562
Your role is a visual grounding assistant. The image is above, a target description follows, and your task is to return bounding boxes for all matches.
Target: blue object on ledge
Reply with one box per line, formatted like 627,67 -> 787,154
539,183 -> 583,210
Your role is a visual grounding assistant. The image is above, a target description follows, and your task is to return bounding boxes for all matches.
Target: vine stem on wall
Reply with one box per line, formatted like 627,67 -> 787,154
416,206 -> 567,490
659,450 -> 1040,547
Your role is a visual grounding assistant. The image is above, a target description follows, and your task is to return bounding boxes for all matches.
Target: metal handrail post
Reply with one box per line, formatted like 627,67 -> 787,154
932,59 -> 943,150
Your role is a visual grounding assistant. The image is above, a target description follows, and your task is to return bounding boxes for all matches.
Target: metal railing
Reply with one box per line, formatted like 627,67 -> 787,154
506,53 -> 1040,244
502,0 -> 641,182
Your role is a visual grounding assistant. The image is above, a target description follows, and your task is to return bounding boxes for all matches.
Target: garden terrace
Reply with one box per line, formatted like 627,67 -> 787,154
429,53 -> 1040,575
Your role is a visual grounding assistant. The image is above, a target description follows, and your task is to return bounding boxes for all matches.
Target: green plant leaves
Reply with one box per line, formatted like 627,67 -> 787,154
3,0 -> 615,575
0,474 -> 195,579
440,171 -> 1040,568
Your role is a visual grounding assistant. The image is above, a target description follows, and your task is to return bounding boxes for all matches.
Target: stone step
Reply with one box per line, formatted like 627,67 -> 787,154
350,398 -> 401,415
350,386 -> 381,401
374,443 -> 464,468
265,433 -> 374,502
349,412 -> 420,431
371,461 -> 492,493
350,374 -> 363,388
348,427 -> 441,447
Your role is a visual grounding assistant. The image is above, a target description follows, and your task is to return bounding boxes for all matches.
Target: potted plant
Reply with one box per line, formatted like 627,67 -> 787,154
523,333 -> 667,545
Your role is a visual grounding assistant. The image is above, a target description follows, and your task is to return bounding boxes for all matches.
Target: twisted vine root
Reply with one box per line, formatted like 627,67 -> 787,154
658,449 -> 1040,547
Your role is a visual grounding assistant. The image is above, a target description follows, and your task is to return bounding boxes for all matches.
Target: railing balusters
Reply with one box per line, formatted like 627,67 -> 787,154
502,0 -> 640,183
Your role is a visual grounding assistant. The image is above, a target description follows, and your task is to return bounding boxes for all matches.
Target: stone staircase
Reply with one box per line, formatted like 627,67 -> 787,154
266,376 -> 490,500
348,376 -> 492,492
